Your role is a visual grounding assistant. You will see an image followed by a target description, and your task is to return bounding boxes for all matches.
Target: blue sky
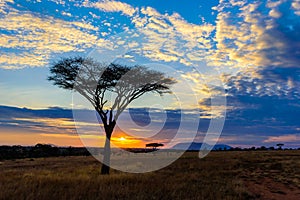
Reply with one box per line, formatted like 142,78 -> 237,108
0,0 -> 300,148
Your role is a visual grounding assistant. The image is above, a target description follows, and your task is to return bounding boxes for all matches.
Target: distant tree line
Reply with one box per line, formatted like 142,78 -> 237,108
0,144 -> 90,160
1,143 -> 299,160
213,144 -> 300,151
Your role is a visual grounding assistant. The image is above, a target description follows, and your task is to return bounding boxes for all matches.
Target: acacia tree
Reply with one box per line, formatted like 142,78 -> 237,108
276,143 -> 284,150
145,143 -> 164,150
48,57 -> 176,174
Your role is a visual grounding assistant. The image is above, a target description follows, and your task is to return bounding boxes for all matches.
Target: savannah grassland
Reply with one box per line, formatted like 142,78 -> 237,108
0,151 -> 299,200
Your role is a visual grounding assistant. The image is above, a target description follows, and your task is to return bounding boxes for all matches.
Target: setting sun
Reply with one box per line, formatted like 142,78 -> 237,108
110,134 -> 145,148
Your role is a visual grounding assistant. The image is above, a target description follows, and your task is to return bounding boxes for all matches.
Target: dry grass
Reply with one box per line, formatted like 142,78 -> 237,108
0,151 -> 299,200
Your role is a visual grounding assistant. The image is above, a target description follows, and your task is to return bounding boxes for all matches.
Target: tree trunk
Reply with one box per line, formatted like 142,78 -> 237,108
101,136 -> 111,175
101,122 -> 115,175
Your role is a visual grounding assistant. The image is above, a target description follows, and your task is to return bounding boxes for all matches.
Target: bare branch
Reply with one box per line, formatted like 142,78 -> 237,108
48,56 -> 176,126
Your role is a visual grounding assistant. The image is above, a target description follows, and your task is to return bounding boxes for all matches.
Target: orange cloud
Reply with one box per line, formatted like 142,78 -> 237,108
0,130 -> 84,147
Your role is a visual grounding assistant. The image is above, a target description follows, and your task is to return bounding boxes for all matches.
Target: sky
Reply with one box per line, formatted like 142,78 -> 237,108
0,0 -> 300,148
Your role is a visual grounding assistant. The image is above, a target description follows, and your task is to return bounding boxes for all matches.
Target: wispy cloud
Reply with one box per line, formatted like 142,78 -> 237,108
0,2 -> 98,69
84,0 -> 137,16
292,0 -> 300,15
1,0 -> 300,74
264,134 -> 300,143
1,105 -> 299,147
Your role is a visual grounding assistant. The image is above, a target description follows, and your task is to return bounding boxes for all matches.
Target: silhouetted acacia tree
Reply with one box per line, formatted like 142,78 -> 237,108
276,143 -> 284,150
145,143 -> 164,150
48,57 -> 176,174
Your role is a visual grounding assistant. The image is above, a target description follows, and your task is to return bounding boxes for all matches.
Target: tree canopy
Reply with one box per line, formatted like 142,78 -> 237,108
146,143 -> 164,149
48,57 -> 177,124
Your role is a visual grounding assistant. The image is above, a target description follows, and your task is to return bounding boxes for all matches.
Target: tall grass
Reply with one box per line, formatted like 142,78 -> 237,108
0,151 -> 299,200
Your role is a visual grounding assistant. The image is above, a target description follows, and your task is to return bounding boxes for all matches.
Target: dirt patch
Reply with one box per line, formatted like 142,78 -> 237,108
245,177 -> 300,200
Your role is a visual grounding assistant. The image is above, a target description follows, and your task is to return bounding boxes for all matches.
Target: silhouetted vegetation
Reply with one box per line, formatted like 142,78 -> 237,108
48,57 -> 176,174
1,144 -> 298,161
145,143 -> 164,150
277,143 -> 284,150
212,144 -> 298,152
0,144 -> 90,160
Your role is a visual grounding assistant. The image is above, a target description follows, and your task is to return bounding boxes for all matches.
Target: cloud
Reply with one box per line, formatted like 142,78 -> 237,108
0,52 -> 49,69
197,66 -> 300,147
292,0 -> 300,15
0,0 -> 14,14
12,117 -> 76,135
269,9 -> 282,18
0,105 -> 73,122
1,0 -> 216,70
229,0 -> 247,7
1,0 -> 300,74
208,0 -> 300,76
223,67 -> 300,99
84,0 -> 137,16
0,105 -> 199,147
131,10 -> 215,65
1,104 -> 300,147
61,11 -> 72,17
49,0 -> 66,6
263,134 -> 300,143
205,0 -> 300,121
0,4 -> 99,69
82,2 -> 216,66
210,67 -> 300,127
